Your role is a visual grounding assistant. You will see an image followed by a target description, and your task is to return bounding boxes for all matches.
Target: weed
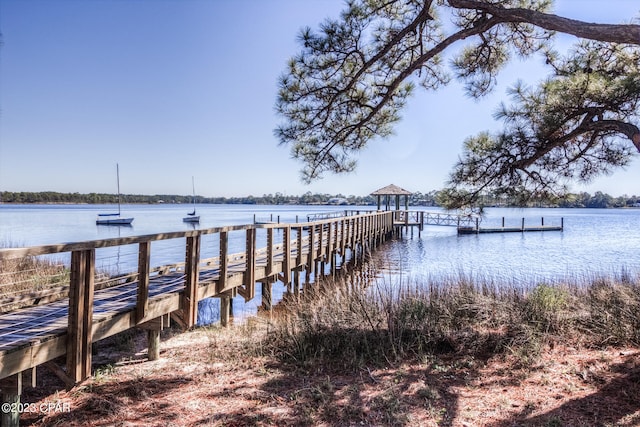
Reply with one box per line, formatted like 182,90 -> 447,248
523,283 -> 570,334
371,387 -> 407,426
416,385 -> 440,401
545,416 -> 563,427
93,364 -> 116,383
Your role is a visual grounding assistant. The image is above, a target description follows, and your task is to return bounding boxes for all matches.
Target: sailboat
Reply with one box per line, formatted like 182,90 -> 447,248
182,176 -> 200,223
96,164 -> 134,225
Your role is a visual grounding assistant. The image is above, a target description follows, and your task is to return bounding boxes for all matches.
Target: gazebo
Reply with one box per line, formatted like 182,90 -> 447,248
371,184 -> 412,211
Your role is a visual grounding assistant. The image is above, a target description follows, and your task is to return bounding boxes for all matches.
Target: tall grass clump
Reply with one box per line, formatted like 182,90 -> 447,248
522,283 -> 570,333
264,270 -> 640,372
582,277 -> 640,345
268,279 -> 391,370
265,274 -> 522,370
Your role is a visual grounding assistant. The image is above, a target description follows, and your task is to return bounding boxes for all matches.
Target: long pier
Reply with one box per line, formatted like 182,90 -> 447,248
255,210 -> 564,235
0,208 -> 565,424
0,210 -> 397,424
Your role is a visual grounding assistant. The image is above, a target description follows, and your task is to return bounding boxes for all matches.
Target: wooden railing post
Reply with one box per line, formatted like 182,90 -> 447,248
136,241 -> 151,323
354,217 -> 360,253
374,214 -> 380,245
240,227 -> 256,301
308,224 -> 316,279
337,219 -> 342,256
283,226 -> 291,285
345,218 -> 352,250
318,222 -> 325,261
183,235 -> 201,328
364,215 -> 370,249
329,221 -> 336,255
295,226 -> 303,267
361,216 -> 366,247
67,248 -> 95,384
217,232 -> 228,294
266,228 -> 274,276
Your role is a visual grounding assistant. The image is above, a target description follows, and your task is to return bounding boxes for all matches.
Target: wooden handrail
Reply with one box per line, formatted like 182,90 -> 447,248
0,209 -> 417,395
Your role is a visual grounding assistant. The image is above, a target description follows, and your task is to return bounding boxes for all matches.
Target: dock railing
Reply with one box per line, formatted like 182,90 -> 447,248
0,209 -> 399,404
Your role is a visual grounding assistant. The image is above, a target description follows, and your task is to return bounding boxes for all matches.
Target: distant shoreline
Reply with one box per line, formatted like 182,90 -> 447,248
1,190 -> 638,208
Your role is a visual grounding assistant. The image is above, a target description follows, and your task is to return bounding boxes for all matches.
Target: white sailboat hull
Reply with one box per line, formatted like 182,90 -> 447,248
97,215 -> 134,225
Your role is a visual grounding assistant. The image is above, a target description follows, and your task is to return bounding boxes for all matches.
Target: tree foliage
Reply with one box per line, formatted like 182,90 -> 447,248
276,0 -> 640,208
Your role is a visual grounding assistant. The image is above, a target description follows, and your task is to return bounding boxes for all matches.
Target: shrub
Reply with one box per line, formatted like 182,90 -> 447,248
523,284 -> 569,334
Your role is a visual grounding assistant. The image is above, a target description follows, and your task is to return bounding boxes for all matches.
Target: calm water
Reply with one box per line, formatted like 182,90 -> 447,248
377,207 -> 640,285
1,204 -> 639,321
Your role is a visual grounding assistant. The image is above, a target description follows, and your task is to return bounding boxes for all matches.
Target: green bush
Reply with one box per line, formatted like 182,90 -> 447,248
524,284 -> 569,333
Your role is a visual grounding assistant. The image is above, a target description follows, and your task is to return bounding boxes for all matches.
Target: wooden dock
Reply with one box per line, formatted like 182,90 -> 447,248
0,210 -> 399,423
457,217 -> 564,234
0,208 -> 565,424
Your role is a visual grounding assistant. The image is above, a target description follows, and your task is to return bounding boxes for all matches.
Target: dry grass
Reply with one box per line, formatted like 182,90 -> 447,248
0,250 -> 119,312
264,275 -> 640,372
19,274 -> 640,427
0,255 -> 70,312
19,324 -> 640,427
0,256 -> 68,293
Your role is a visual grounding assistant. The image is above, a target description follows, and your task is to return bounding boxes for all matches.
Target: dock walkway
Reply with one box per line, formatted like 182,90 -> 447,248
0,210 -> 395,413
0,208 -> 564,424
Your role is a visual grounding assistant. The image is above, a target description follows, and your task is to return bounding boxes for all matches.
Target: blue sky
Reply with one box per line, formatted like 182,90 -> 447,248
1,0 -> 639,198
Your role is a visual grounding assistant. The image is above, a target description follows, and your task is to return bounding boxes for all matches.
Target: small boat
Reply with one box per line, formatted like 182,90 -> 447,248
96,215 -> 134,226
183,176 -> 200,223
97,164 -> 134,225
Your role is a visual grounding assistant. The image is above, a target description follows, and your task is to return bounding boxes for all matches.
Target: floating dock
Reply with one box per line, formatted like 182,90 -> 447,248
457,217 -> 564,234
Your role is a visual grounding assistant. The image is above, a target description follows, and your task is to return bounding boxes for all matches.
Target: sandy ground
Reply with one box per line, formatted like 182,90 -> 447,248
18,326 -> 640,427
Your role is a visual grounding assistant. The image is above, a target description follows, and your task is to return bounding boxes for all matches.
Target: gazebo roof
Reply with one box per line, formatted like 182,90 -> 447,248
370,184 -> 413,196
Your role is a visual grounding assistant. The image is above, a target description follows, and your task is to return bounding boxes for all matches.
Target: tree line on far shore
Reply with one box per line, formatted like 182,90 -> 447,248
1,190 -> 638,209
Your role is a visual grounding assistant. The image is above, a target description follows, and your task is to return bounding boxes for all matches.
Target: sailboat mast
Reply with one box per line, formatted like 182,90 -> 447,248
116,163 -> 122,215
191,176 -> 196,212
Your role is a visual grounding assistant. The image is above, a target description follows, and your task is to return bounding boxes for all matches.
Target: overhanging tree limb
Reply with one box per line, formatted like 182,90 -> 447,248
448,0 -> 640,44
277,0 -> 640,206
